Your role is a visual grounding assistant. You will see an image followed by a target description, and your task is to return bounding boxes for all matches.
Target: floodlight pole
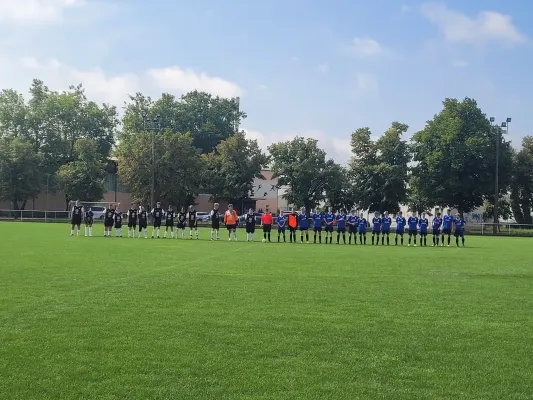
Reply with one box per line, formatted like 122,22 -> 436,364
492,117 -> 511,233
142,113 -> 162,211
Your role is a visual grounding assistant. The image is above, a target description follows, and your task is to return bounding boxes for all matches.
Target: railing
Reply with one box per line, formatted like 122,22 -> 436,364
470,223 -> 533,237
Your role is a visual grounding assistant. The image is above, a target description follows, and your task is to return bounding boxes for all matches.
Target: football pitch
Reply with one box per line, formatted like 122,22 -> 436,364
1,223 -> 532,400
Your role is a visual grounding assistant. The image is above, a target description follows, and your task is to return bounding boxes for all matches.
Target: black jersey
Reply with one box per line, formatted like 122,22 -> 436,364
85,210 -> 93,220
166,210 -> 175,222
211,210 -> 220,223
188,210 -> 197,223
178,212 -> 187,223
152,207 -> 163,219
129,208 -> 138,220
245,213 -> 256,226
105,209 -> 115,220
72,205 -> 83,217
139,210 -> 147,222
114,212 -> 123,224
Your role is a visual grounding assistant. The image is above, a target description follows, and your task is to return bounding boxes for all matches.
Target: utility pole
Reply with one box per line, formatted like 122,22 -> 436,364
142,113 -> 162,211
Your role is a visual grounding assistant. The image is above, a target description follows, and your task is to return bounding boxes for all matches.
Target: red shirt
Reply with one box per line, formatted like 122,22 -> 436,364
261,213 -> 273,225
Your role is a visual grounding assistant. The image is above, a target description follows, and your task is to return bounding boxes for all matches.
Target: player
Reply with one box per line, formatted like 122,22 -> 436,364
454,213 -> 466,247
114,209 -> 123,237
210,203 -> 221,241
224,204 -> 238,241
357,212 -> 367,244
432,212 -> 442,246
104,203 -> 115,237
127,203 -> 138,238
163,205 -> 175,238
419,212 -> 429,246
244,208 -> 256,241
298,207 -> 310,243
324,207 -> 335,244
347,209 -> 358,244
407,212 -> 418,246
442,209 -> 454,247
276,211 -> 286,242
312,208 -> 323,244
371,211 -> 381,245
151,202 -> 163,238
138,206 -> 148,238
381,211 -> 392,245
84,207 -> 93,237
395,211 -> 406,245
261,207 -> 273,242
336,208 -> 347,244
187,205 -> 199,240
70,200 -> 83,236
176,207 -> 187,239
288,207 -> 298,243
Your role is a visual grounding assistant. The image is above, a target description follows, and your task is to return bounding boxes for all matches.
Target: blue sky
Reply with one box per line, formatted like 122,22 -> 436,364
0,0 -> 531,162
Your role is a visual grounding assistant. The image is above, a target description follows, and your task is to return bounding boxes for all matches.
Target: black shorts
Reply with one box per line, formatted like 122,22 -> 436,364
212,222 -> 220,230
115,223 -> 122,229
139,221 -> 147,230
382,230 -> 390,235
84,218 -> 93,225
372,230 -> 380,235
454,230 -> 464,237
246,224 -> 255,233
278,227 -> 285,233
71,216 -> 82,225
337,227 -> 346,233
325,225 -> 333,233
313,227 -> 322,232
227,224 -> 236,231
153,218 -> 162,228
396,229 -> 404,235
443,228 -> 451,235
299,226 -> 308,231
165,220 -> 174,227
433,229 -> 440,235
408,229 -> 417,236
104,218 -> 114,227
177,222 -> 186,229
128,219 -> 137,228
188,221 -> 197,229
263,224 -> 272,233
358,230 -> 366,235
349,226 -> 357,234
420,231 -> 427,236
289,226 -> 297,232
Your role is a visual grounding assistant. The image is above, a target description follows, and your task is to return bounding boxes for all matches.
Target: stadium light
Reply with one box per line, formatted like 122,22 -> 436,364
493,118 -> 511,233
141,113 -> 162,211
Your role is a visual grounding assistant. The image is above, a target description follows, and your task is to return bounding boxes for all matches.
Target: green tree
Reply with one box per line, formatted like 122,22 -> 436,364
482,197 -> 512,222
57,139 -> 107,205
411,97 -> 513,214
510,137 -> 533,224
407,175 -> 434,215
324,164 -> 356,211
0,136 -> 43,210
116,130 -> 205,206
203,132 -> 268,203
122,91 -> 245,154
268,137 -> 335,211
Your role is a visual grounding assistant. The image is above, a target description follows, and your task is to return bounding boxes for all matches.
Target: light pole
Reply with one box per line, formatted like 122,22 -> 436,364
141,113 -> 162,211
492,117 -> 511,233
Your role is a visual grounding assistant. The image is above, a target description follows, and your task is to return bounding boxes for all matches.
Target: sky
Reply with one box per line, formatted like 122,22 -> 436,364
0,0 -> 531,163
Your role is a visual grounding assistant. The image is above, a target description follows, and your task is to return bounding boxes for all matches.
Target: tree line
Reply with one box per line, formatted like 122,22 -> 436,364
0,80 -> 532,224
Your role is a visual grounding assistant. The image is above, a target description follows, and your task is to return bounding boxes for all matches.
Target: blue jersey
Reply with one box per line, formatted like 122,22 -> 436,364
408,216 -> 418,231
298,214 -> 309,229
372,217 -> 382,232
358,218 -> 367,232
396,216 -> 406,232
419,218 -> 429,233
276,215 -> 286,227
312,213 -> 323,228
382,217 -> 392,232
443,215 -> 454,230
432,217 -> 442,230
348,215 -> 358,225
324,212 -> 335,225
454,218 -> 465,231
336,214 -> 346,229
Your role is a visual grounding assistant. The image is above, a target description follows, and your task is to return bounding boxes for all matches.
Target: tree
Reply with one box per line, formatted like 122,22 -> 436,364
410,97 -> 513,214
0,136 -> 42,210
510,137 -> 533,224
122,91 -> 245,154
203,132 -> 268,203
324,164 -> 356,211
482,197 -> 512,222
57,139 -> 107,205
407,175 -> 434,215
116,130 -> 205,206
268,137 -> 336,211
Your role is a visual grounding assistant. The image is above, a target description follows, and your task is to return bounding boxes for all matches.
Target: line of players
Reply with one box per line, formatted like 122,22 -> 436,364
70,201 -> 466,247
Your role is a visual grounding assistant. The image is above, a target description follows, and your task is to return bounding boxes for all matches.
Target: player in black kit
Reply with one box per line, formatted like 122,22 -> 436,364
114,209 -> 123,237
164,205 -> 175,239
151,201 -> 163,238
70,200 -> 83,236
127,203 -> 138,238
138,206 -> 148,238
84,207 -> 93,237
176,207 -> 187,239
210,203 -> 221,241
104,204 -> 115,237
245,208 -> 256,241
187,205 -> 198,239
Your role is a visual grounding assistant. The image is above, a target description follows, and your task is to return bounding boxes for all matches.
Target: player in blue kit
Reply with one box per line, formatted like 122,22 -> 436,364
324,207 -> 335,244
299,207 -> 310,243
432,212 -> 442,246
336,209 -> 347,244
418,212 -> 429,246
358,212 -> 368,244
454,213 -> 466,247
371,211 -> 382,245
442,209 -> 454,247
312,209 -> 323,244
276,211 -> 286,242
407,212 -> 418,246
395,211 -> 406,245
347,210 -> 358,244
381,211 -> 392,245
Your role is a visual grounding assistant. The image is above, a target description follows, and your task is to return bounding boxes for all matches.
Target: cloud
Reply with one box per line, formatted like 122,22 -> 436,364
0,0 -> 84,24
451,60 -> 470,68
343,37 -> 384,58
257,84 -> 268,91
421,3 -> 527,47
244,129 -> 352,164
318,64 -> 329,73
355,73 -> 379,96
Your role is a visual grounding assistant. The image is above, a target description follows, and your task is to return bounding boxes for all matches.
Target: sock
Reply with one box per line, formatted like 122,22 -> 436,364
211,230 -> 214,240
283,233 -> 286,242
372,235 -> 375,245
395,235 -> 398,245
401,235 -> 404,245
456,237 -> 459,246
364,235 -> 367,244
84,227 -> 88,236
268,233 -> 271,242
337,234 -> 340,244
278,234 -> 280,242
306,233 -> 309,242
319,234 -> 322,244
301,234 -> 304,242
462,237 -> 465,246
447,236 -> 451,245
442,235 -> 445,244
264,232 -> 267,240
164,230 -> 167,238
314,232 -> 317,243
233,231 -> 237,240
171,231 -> 174,238
216,230 -> 220,240
70,229 -> 74,235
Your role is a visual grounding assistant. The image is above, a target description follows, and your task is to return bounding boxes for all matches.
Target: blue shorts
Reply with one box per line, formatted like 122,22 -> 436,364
372,229 -> 380,234
408,229 -> 417,235
278,227 -> 285,232
358,229 -> 366,234
454,230 -> 464,237
325,225 -> 333,232
349,226 -> 357,234
382,229 -> 390,234
420,230 -> 428,236
443,227 -> 451,235
299,226 -> 308,231
396,229 -> 404,234
337,227 -> 346,233
433,228 -> 440,235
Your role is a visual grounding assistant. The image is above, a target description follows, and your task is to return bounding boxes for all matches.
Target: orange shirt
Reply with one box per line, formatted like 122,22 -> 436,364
288,214 -> 297,228
262,213 -> 273,225
224,210 -> 238,225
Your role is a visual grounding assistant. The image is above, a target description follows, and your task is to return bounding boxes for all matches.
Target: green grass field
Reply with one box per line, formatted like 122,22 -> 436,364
1,223 -> 532,400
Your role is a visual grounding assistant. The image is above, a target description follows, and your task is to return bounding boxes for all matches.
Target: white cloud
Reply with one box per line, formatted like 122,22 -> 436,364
318,64 -> 329,73
0,0 -> 84,24
451,60 -> 470,68
243,128 -> 352,164
355,73 -> 379,96
343,37 -> 384,58
421,3 -> 527,47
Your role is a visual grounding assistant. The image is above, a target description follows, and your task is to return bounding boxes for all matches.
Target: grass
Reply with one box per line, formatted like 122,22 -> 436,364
1,223 -> 532,400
